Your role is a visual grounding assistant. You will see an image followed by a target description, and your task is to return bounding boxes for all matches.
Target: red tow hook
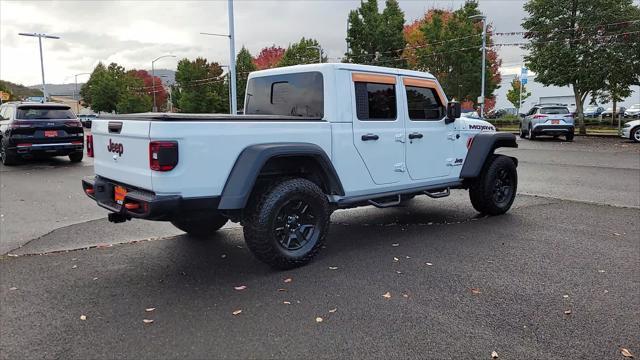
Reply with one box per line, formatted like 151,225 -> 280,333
85,188 -> 95,195
124,202 -> 140,210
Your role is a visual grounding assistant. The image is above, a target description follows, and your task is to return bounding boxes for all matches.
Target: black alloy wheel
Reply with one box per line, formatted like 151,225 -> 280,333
273,199 -> 320,251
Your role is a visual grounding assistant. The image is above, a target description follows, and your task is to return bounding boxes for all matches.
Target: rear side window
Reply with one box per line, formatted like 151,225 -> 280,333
405,86 -> 444,121
355,82 -> 397,120
17,106 -> 75,120
540,107 -> 569,115
244,72 -> 323,118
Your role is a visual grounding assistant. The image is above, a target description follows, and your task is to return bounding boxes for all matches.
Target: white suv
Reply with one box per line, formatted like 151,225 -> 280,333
82,64 -> 519,269
520,104 -> 574,141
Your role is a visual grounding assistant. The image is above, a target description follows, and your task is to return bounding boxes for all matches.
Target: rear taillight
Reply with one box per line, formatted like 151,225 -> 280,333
9,121 -> 34,129
86,134 -> 94,157
149,141 -> 178,171
65,120 -> 82,127
564,114 -> 574,118
533,114 -> 547,119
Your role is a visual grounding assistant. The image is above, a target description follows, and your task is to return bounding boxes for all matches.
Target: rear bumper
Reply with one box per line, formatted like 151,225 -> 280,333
14,142 -> 83,156
82,176 -> 220,221
532,124 -> 574,136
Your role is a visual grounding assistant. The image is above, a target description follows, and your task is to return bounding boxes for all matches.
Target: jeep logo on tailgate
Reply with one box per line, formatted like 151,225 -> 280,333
107,139 -> 124,156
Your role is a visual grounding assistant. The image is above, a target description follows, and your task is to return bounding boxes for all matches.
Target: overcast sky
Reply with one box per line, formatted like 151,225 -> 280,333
0,0 -> 574,86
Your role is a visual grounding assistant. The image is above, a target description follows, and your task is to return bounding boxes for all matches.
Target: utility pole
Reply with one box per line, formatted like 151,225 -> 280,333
73,72 -> 90,114
151,55 -> 176,112
469,15 -> 487,118
228,0 -> 237,115
308,45 -> 323,63
19,32 -> 60,102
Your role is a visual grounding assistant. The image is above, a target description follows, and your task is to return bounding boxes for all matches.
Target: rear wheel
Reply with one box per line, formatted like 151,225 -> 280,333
171,214 -> 228,238
565,133 -> 574,142
0,140 -> 19,166
69,152 -> 83,163
469,155 -> 518,216
528,124 -> 536,140
632,127 -> 640,143
519,125 -> 526,138
243,178 -> 330,270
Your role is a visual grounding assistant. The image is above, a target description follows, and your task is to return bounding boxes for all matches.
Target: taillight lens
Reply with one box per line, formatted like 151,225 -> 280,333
149,141 -> 178,171
9,121 -> 34,129
65,120 -> 82,127
533,114 -> 547,119
86,134 -> 94,157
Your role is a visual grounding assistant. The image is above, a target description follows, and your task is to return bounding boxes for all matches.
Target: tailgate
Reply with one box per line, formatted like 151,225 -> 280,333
92,119 -> 153,190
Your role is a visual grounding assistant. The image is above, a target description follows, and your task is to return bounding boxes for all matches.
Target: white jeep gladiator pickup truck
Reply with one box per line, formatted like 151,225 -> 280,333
82,63 -> 518,269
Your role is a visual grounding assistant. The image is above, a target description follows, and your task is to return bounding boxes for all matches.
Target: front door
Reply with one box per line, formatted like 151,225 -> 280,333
401,77 -> 454,180
351,73 -> 405,185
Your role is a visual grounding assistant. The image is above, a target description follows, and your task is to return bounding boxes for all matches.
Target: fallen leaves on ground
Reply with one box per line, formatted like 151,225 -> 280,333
491,350 -> 499,358
277,288 -> 287,292
220,254 -> 227,259
598,269 -> 606,273
392,243 -> 399,247
145,308 -> 156,312
329,308 -> 337,313
315,317 -> 323,323
564,310 -> 572,315
563,295 -> 569,298
234,285 -> 247,291
621,348 -> 634,358
143,319 -> 154,324
393,257 -> 399,262
284,278 -> 292,283
329,266 -> 338,270
232,310 -> 242,315
9,287 -> 17,291
283,301 -> 291,305
80,315 -> 87,321
383,292 -> 391,299
71,265 -> 78,269
470,288 -> 481,295
426,262 -> 433,266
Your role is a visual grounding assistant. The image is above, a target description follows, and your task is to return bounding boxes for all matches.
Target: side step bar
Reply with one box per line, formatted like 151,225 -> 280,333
424,188 -> 450,199
368,195 -> 402,208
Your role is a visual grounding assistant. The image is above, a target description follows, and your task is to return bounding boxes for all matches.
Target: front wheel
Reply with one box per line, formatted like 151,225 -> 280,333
171,214 -> 228,237
528,125 -> 536,140
0,140 -> 19,166
243,178 -> 330,270
632,127 -> 640,143
469,155 -> 518,216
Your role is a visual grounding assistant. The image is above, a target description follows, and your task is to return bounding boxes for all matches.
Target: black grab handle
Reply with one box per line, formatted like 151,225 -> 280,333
408,132 -> 423,139
361,134 -> 379,141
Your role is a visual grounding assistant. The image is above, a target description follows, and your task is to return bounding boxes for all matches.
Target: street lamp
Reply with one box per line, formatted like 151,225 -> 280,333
19,32 -> 60,102
151,54 -> 176,112
469,14 -> 487,118
200,0 -> 237,115
307,45 -> 323,63
73,72 -> 91,114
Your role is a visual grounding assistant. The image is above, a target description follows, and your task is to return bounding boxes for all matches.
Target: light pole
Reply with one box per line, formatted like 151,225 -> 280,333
19,32 -> 60,102
469,14 -> 487,118
151,55 -> 176,112
307,45 -> 323,63
73,72 -> 90,114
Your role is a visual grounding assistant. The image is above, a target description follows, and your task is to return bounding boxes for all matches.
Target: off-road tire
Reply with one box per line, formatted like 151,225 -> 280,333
69,152 -> 83,163
0,140 -> 19,166
171,214 -> 228,238
565,133 -> 574,142
469,155 -> 518,216
243,178 -> 330,270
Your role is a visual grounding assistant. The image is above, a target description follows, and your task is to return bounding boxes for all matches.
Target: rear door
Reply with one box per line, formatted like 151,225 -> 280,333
351,72 -> 405,185
92,119 -> 153,190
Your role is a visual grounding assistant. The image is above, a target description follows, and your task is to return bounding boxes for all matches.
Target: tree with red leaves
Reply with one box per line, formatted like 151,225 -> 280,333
130,70 -> 168,111
403,2 -> 501,113
253,45 -> 285,70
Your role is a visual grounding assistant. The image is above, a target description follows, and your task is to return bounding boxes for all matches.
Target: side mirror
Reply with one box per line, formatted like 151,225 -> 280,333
445,101 -> 461,124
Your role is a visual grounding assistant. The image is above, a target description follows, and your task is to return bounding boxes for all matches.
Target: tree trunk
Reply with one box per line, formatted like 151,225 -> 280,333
573,88 -> 586,135
611,99 -> 617,127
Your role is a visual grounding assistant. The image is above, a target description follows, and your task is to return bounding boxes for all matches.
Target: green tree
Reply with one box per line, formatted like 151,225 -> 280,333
523,0 -> 640,134
405,2 -> 501,109
80,62 -> 151,114
344,0 -> 406,67
278,38 -> 327,67
506,77 -> 531,110
174,57 -> 227,113
236,46 -> 257,109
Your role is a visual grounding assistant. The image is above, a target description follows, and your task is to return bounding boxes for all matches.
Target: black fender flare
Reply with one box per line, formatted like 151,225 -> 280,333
218,143 -> 344,210
460,132 -> 518,179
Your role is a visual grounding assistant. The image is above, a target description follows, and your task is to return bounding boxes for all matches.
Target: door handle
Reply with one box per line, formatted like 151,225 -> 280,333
361,133 -> 379,141
408,132 -> 423,140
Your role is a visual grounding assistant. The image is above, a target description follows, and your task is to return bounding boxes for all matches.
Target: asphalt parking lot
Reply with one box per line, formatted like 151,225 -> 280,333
1,136 -> 639,359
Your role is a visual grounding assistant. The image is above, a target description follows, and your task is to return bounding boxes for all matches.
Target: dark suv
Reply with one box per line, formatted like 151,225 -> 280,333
0,102 -> 84,165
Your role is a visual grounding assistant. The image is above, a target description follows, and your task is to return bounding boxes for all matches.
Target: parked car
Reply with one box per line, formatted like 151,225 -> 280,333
601,106 -> 626,119
622,120 -> 640,143
82,63 -> 518,270
0,102 -> 84,165
520,103 -> 574,141
624,104 -> 640,119
583,105 -> 604,118
485,109 -> 506,119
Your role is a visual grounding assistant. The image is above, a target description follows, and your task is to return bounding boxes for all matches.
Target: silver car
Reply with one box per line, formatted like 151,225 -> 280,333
520,103 -> 575,141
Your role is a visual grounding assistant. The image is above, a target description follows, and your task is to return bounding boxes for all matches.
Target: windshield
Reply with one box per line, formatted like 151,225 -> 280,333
17,106 -> 75,120
540,107 -> 569,115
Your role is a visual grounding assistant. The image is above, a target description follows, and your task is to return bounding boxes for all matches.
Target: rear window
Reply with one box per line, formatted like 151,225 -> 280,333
540,107 -> 569,115
244,72 -> 323,118
17,106 -> 75,120
355,82 -> 397,120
